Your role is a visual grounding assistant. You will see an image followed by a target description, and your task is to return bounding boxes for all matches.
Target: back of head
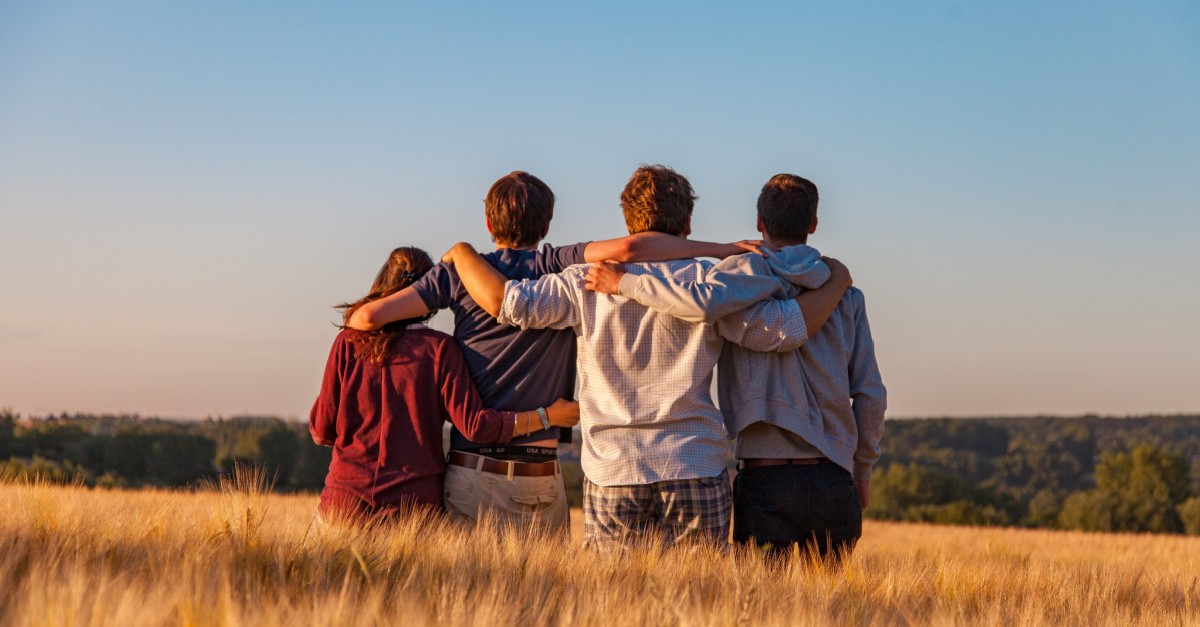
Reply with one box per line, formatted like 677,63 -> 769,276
485,171 -> 555,248
620,164 -> 696,236
757,174 -> 819,244
339,246 -> 435,363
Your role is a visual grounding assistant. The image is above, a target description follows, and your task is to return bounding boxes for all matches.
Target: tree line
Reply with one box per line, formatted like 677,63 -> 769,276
869,415 -> 1200,534
4,408 -> 1200,535
0,409 -> 330,491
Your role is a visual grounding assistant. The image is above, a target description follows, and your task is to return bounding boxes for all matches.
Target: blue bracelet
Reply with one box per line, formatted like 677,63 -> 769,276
536,407 -> 550,431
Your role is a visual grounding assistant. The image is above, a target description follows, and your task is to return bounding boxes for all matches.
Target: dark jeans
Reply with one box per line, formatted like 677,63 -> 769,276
732,461 -> 862,559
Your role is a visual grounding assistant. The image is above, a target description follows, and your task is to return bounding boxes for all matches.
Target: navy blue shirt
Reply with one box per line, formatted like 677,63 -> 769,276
411,243 -> 588,455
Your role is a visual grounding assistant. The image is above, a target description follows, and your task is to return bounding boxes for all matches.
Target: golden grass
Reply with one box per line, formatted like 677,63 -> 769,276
2,473 -> 1199,626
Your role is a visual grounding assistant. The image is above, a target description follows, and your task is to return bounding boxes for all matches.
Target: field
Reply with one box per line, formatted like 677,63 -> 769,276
3,475 -> 1199,626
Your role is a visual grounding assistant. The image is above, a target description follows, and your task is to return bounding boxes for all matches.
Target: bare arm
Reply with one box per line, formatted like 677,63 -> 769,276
794,258 -> 852,339
442,242 -> 508,317
584,231 -> 766,263
346,287 -> 431,331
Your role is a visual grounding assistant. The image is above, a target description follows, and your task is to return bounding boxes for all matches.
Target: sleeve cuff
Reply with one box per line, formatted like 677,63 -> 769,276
853,461 -> 873,482
498,411 -> 517,443
779,298 -> 808,350
616,273 -> 639,298
497,281 -> 525,326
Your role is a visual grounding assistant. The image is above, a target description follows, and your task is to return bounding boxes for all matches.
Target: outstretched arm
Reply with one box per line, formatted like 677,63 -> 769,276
442,242 -> 509,317
437,338 -> 581,443
715,265 -> 851,351
586,256 -> 852,342
584,231 -> 767,263
345,287 -> 430,331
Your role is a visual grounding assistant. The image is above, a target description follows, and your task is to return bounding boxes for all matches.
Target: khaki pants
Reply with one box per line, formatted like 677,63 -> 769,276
443,463 -> 570,533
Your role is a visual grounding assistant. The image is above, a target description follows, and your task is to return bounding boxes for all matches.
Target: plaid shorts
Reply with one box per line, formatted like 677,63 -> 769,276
582,469 -> 731,551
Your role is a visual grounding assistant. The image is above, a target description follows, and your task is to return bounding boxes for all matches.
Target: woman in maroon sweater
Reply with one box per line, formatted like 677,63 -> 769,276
310,246 -> 579,521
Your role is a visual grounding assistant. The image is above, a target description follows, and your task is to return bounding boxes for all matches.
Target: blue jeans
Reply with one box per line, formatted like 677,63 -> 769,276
732,461 -> 861,559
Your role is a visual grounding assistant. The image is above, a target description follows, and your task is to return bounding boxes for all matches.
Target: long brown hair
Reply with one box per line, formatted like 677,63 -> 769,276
337,246 -> 435,364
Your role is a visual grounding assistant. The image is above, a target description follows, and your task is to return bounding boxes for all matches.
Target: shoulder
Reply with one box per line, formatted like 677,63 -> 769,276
404,327 -> 463,362
843,286 -> 868,311
334,328 -> 362,345
540,241 -> 588,257
711,252 -> 772,276
405,325 -> 455,346
534,242 -> 588,273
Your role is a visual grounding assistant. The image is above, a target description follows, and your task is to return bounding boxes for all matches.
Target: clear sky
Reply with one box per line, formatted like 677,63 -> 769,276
1,1 -> 1197,420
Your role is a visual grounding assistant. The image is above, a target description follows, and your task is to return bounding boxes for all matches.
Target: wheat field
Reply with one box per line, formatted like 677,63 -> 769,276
2,474 -> 1199,627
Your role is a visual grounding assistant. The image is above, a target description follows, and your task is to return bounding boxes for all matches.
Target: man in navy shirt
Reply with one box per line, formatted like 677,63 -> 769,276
348,171 -> 757,531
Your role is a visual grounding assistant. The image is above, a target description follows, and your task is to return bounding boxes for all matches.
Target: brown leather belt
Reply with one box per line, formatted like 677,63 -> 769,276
448,451 -> 560,477
741,457 -> 830,468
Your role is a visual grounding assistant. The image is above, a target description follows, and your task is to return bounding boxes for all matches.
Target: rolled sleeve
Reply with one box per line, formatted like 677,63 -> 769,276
715,297 -> 808,353
616,255 -> 784,324
498,273 -> 580,331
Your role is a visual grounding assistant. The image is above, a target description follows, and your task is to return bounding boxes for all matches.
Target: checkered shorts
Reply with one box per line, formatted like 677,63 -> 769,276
582,469 -> 731,551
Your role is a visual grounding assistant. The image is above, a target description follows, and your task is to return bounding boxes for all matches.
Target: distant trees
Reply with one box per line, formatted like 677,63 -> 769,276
868,415 -> 1200,535
0,413 -> 329,492
1057,445 -> 1191,533
4,410 -> 1200,538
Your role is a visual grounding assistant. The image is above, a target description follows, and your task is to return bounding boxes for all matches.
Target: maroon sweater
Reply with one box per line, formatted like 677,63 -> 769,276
310,326 -> 516,508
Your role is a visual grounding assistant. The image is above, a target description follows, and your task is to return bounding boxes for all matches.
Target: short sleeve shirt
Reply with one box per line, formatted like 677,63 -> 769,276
410,242 -> 588,450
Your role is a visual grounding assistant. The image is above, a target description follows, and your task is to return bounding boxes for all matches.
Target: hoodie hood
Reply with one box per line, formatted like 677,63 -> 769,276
764,243 -> 829,290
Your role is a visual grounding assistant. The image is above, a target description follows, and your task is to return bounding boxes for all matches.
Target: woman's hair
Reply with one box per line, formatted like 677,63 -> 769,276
337,246 -> 435,364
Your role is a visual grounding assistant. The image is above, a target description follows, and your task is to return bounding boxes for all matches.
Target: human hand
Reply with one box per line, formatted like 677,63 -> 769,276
822,256 -> 853,289
441,242 -> 476,264
855,480 -> 869,511
546,398 -> 580,428
584,261 -> 625,295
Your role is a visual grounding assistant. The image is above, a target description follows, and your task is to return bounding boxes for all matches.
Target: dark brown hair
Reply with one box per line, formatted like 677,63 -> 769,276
620,165 -> 696,236
757,173 -> 819,244
485,171 -> 554,248
337,246 -> 435,364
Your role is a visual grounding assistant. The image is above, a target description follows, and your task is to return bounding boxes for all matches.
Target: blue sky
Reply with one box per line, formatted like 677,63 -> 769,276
1,1 -> 1198,419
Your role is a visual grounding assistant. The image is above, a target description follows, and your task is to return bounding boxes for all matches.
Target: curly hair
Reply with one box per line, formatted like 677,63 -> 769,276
620,164 -> 696,236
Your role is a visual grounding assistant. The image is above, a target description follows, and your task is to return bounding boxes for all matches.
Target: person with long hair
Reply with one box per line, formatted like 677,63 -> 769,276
309,246 -> 580,522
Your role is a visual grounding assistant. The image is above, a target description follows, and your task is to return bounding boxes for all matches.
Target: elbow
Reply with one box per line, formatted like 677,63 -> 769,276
481,297 -> 502,318
349,306 -> 382,331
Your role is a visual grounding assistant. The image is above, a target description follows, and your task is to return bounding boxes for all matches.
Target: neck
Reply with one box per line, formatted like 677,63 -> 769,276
764,235 -> 806,248
496,242 -> 537,251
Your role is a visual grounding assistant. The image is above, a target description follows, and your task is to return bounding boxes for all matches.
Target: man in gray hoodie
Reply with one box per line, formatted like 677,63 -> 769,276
585,173 -> 886,559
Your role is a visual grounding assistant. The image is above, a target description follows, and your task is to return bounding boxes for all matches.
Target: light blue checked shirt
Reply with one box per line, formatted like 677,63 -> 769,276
498,258 -> 809,487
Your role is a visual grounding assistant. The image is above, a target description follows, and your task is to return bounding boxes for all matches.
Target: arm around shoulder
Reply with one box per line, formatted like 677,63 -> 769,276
346,287 -> 430,330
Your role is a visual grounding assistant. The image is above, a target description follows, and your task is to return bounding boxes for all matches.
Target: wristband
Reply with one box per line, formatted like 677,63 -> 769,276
536,407 -> 550,431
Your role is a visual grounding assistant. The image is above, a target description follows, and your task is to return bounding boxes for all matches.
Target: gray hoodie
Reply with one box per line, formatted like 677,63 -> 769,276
615,244 -> 887,480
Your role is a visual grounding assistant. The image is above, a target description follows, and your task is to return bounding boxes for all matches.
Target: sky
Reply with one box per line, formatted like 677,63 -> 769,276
1,1 -> 1198,421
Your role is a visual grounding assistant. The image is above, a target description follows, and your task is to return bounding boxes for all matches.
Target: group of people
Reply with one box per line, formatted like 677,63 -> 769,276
309,165 -> 886,558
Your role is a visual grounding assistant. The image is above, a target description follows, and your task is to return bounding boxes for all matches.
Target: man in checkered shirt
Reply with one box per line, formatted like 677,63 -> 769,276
443,165 -> 851,550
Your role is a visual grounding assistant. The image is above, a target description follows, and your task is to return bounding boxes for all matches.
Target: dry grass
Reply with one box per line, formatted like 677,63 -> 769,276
2,473 -> 1199,626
